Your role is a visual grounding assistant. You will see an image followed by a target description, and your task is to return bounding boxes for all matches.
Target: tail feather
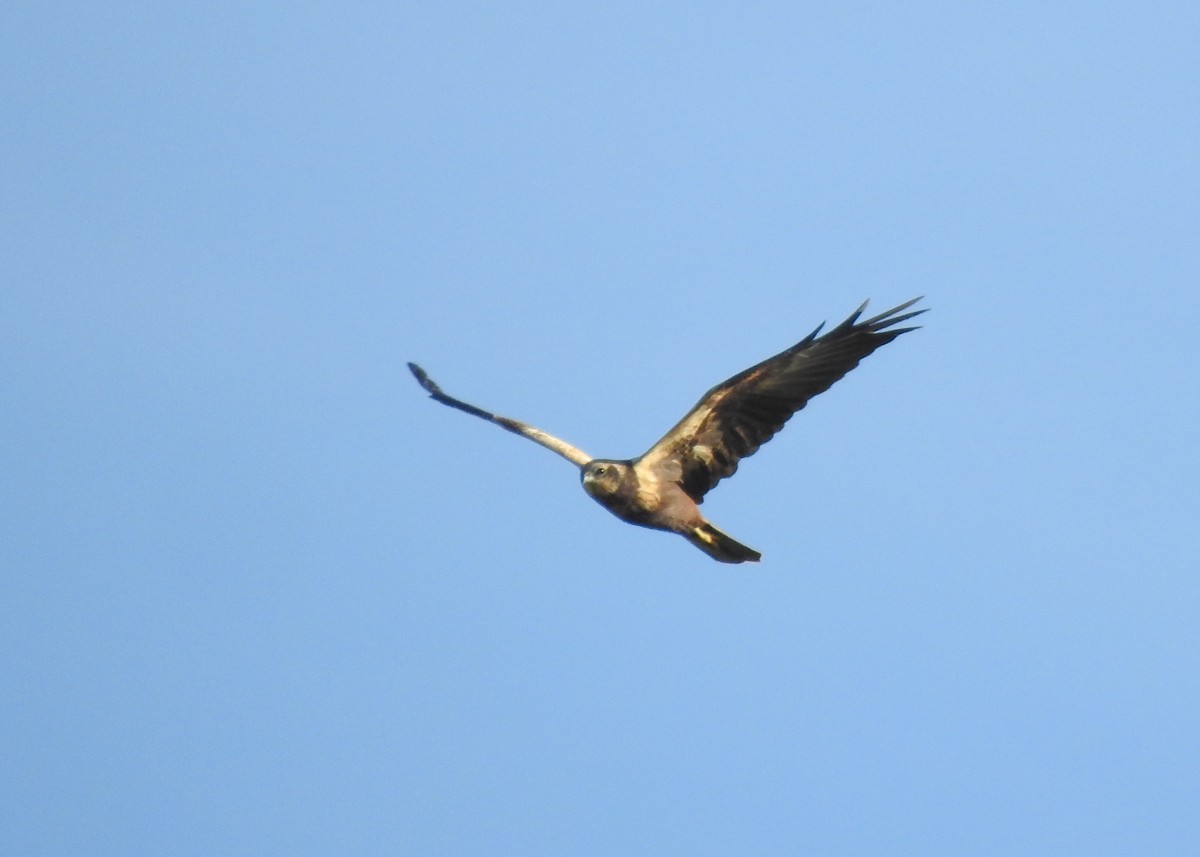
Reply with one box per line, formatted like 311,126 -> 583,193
687,522 -> 762,564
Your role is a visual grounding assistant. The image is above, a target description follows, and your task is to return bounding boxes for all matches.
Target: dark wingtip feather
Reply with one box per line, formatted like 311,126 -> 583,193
864,297 -> 927,331
829,299 -> 870,334
407,362 -> 442,395
878,310 -> 927,328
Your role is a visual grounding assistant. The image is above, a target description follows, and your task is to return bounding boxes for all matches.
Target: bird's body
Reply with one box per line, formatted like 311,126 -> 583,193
581,459 -> 760,562
410,298 -> 925,563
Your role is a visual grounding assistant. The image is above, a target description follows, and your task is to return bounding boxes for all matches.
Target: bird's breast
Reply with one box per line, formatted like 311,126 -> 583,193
581,470 -> 659,528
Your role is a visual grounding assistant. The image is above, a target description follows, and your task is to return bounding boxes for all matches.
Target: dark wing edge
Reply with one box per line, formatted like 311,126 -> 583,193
408,362 -> 594,467
635,297 -> 926,502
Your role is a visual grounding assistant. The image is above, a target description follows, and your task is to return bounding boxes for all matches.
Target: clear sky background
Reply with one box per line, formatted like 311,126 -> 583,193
4,2 -> 1198,855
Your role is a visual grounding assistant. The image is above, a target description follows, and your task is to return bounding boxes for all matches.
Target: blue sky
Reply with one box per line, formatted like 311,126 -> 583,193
3,2 -> 1198,854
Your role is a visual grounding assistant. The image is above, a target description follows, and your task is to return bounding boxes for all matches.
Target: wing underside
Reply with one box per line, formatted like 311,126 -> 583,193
636,298 -> 925,501
408,363 -> 593,468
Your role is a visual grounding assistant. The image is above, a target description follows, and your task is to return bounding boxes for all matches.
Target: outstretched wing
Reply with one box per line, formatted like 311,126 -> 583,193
408,363 -> 593,468
635,298 -> 925,502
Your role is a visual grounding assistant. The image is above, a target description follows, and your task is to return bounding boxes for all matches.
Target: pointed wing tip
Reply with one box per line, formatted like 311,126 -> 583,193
863,295 -> 925,310
897,296 -> 928,320
407,361 -> 440,395
862,297 -> 929,330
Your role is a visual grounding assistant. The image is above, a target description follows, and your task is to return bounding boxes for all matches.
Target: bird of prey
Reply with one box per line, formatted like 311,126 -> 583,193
409,298 -> 925,563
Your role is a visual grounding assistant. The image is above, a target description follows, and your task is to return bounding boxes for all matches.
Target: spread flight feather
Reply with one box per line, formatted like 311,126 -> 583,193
637,296 -> 925,502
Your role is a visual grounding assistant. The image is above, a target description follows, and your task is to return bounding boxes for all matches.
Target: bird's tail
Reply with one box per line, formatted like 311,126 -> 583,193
687,522 -> 762,564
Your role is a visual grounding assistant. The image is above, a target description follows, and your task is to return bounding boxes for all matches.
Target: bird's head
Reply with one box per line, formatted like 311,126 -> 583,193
581,459 -> 628,500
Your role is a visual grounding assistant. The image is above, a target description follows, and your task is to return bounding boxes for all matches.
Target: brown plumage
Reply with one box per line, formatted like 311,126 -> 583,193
409,298 -> 925,563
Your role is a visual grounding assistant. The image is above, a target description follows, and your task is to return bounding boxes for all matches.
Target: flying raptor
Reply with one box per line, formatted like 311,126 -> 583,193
409,298 -> 925,563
